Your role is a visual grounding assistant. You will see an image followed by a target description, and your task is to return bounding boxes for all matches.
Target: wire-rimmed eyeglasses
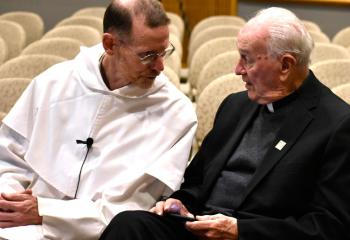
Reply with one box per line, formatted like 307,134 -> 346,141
124,42 -> 176,65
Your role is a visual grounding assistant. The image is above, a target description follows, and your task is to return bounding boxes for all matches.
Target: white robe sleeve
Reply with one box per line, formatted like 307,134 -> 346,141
0,124 -> 33,193
146,119 -> 197,191
38,174 -> 167,240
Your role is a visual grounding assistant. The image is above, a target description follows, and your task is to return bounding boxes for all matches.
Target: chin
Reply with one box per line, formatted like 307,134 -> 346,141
138,79 -> 155,89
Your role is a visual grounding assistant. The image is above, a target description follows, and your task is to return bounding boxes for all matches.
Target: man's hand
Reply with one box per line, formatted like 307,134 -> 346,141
185,214 -> 238,240
150,198 -> 194,219
0,189 -> 42,228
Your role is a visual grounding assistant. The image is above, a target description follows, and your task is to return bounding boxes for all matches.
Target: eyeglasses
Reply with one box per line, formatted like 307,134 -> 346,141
124,42 -> 176,65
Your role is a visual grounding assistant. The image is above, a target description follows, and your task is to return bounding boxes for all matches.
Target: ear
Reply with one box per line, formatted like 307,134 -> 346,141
102,33 -> 118,55
280,53 -> 297,81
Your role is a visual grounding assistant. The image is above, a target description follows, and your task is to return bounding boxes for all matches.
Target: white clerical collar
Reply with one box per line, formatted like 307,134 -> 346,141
266,103 -> 274,113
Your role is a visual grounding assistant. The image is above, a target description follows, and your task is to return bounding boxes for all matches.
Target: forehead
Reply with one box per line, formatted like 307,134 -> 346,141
130,16 -> 169,48
237,26 -> 268,54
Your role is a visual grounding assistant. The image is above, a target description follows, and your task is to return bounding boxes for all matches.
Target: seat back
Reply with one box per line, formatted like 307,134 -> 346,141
308,30 -> 330,43
0,54 -> 66,79
196,73 -> 245,145
170,33 -> 183,60
56,16 -> 103,36
332,83 -> 350,105
21,37 -> 83,59
188,25 -> 241,65
72,7 -> 106,19
167,12 -> 184,42
0,78 -> 31,113
310,43 -> 350,64
190,15 -> 245,44
43,25 -> 101,47
188,37 -> 237,92
0,20 -> 26,60
302,20 -> 321,32
165,51 -> 181,77
0,11 -> 44,46
311,59 -> 350,88
163,66 -> 181,89
332,26 -> 350,47
197,51 -> 241,98
0,36 -> 8,64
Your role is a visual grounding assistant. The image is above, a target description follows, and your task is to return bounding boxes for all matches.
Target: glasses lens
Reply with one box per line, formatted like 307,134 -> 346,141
140,54 -> 158,65
139,43 -> 175,65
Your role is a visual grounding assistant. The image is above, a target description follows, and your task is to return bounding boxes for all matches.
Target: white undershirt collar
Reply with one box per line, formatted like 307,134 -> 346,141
266,103 -> 274,113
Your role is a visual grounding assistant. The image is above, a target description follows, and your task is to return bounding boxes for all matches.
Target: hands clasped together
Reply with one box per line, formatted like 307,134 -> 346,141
150,198 -> 238,240
0,189 -> 42,228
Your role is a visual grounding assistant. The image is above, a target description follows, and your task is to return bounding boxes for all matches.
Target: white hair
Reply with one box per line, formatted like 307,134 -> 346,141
246,7 -> 314,66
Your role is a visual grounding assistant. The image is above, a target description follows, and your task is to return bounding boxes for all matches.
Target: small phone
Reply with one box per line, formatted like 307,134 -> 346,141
164,213 -> 196,222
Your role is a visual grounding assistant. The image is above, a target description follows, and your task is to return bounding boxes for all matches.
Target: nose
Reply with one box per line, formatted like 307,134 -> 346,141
151,56 -> 164,72
235,60 -> 246,75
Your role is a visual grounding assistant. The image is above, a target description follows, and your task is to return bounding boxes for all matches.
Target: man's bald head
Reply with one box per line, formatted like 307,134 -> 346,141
103,0 -> 170,41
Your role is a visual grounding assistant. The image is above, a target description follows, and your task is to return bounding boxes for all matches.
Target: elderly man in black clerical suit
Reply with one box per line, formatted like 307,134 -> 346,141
99,7 -> 350,240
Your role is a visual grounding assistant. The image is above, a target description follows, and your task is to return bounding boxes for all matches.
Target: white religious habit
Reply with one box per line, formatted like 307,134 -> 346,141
0,44 -> 197,240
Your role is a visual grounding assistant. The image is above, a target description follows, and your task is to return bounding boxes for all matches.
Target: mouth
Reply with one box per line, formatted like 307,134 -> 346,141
244,80 -> 252,89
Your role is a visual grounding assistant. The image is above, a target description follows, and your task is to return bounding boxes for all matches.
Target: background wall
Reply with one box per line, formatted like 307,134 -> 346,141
1,0 -> 350,57
1,0 -> 350,39
238,1 -> 350,39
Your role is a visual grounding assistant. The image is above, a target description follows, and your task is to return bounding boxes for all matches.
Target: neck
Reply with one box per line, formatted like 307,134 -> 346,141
100,54 -> 131,90
290,65 -> 309,91
99,53 -> 110,89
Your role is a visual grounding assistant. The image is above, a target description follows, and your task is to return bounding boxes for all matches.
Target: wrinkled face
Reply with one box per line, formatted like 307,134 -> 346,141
235,27 -> 286,104
112,18 -> 170,89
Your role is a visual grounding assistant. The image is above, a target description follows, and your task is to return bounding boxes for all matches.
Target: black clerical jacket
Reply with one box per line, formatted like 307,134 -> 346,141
171,71 -> 350,239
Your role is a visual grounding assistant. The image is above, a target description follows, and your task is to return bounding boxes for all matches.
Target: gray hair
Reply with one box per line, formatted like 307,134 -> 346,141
246,7 -> 314,66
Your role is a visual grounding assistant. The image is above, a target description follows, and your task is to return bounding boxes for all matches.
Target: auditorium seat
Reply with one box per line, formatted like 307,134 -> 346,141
0,36 -> 8,65
0,78 -> 31,113
21,37 -> 83,59
55,16 -> 103,36
0,54 -> 66,79
332,26 -> 350,48
43,25 -> 101,47
0,20 -> 26,60
190,15 -> 246,45
188,25 -> 241,66
195,73 -> 245,146
0,11 -> 44,46
310,42 -> 350,64
188,37 -> 237,100
72,7 -> 106,19
197,51 -> 241,99
332,83 -> 350,104
311,59 -> 350,88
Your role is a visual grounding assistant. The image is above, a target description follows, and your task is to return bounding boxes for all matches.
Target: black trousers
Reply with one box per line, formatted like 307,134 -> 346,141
99,210 -> 198,240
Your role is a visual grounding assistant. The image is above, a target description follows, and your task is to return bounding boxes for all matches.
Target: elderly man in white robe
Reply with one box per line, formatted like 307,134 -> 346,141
0,0 -> 197,239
